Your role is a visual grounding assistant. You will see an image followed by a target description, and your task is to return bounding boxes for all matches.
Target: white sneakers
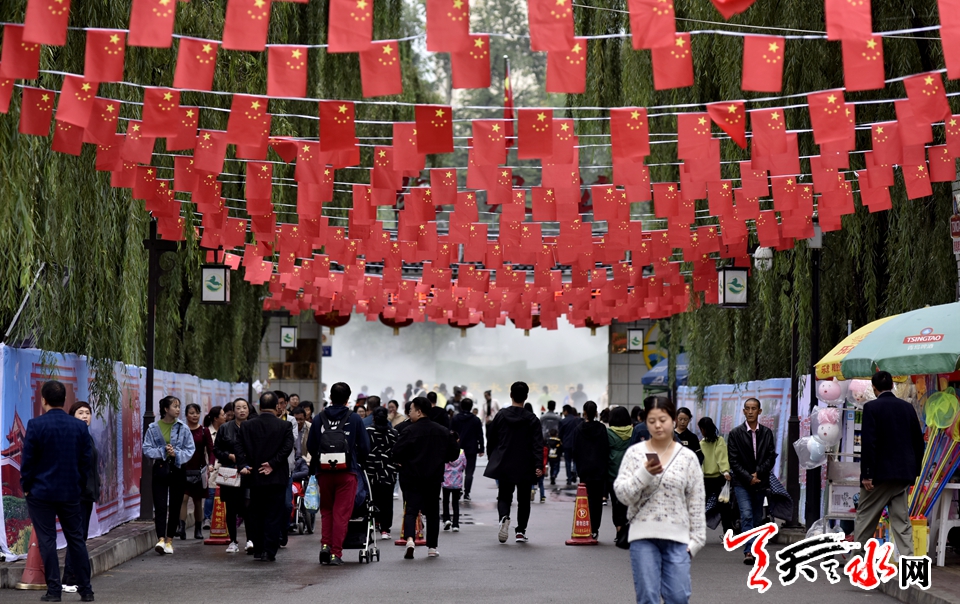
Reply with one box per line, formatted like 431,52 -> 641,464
62,585 -> 78,593
245,540 -> 254,553
154,540 -> 165,555
516,532 -> 528,543
498,516 -> 511,543
404,538 -> 415,560
427,548 -> 439,557
162,541 -> 173,555
225,542 -> 239,553
443,520 -> 452,531
380,532 -> 391,540
452,526 -> 460,532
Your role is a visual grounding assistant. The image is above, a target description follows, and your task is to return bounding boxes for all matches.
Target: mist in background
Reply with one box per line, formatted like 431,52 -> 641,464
322,318 -> 609,410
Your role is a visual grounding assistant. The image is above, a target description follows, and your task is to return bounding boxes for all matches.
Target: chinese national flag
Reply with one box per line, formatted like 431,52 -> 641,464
223,0 -> 272,51
741,35 -> 784,92
246,162 -> 273,200
676,113 -> 712,160
122,121 -> 156,164
546,39 -> 588,94
24,0 -> 72,46
226,95 -> 269,145
902,163 -> 932,199
359,41 -> 403,98
141,87 -> 180,137
52,121 -> 83,156
943,16 -> 960,79
528,0 -> 575,51
807,90 -> 848,145
55,76 -> 98,128
610,108 -> 650,158
0,80 -> 11,114
628,0 -> 676,50
83,97 -> 121,145
328,0 -> 373,53
19,87 -> 55,136
472,120 -> 507,166
651,34 -> 694,90
194,130 -> 228,174
426,0 -> 470,52
174,38 -> 219,91
128,0 -> 178,48
842,36 -> 884,91
431,168 -> 458,206
825,0 -> 872,41
707,101 -> 747,148
0,25 -> 41,80
517,108 -> 554,160
319,101 -> 356,151
750,107 -> 787,158
903,72 -> 951,124
946,115 -> 960,158
174,156 -> 197,193
928,145 -> 956,182
268,46 -> 309,98
451,35 -> 492,89
415,104 -> 454,155
871,122 -> 901,165
392,122 -> 425,174
168,106 -> 199,151
84,30 -> 127,83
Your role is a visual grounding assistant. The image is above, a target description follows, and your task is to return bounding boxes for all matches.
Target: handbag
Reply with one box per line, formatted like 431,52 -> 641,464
616,446 -> 681,550
215,466 -> 242,487
185,469 -> 207,489
718,481 -> 731,504
304,475 -> 320,511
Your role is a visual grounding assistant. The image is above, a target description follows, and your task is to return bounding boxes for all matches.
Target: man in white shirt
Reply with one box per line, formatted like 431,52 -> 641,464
480,390 -> 500,427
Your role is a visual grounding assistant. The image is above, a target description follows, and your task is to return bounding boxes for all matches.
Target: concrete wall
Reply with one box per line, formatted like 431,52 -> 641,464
607,320 -> 654,409
256,316 -> 322,404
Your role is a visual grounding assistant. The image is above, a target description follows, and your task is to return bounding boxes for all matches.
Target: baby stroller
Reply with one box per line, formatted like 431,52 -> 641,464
291,479 -> 315,535
342,470 -> 380,563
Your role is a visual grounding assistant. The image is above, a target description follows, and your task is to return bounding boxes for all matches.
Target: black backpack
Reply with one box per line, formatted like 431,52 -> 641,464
317,411 -> 351,472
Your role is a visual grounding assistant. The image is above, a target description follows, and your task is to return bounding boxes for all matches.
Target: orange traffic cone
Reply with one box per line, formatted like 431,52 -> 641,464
204,487 -> 232,545
15,527 -> 47,590
565,483 -> 598,546
393,505 -> 427,546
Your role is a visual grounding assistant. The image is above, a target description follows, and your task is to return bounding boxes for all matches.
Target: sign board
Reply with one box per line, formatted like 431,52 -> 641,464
280,326 -> 298,349
717,267 -> 748,307
200,265 -> 230,304
322,345 -> 332,357
627,328 -> 645,352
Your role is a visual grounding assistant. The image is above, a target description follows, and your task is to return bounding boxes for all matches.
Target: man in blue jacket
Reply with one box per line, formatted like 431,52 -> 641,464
854,371 -> 925,556
20,380 -> 95,602
307,382 -> 370,566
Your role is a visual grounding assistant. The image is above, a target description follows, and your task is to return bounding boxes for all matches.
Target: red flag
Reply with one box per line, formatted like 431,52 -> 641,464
83,97 -> 121,145
223,0 -> 272,51
431,168 -> 458,206
903,72 -> 951,124
504,58 -> 515,142
327,0 -> 373,53
628,0 -> 676,50
807,90 -> 848,145
707,101 -> 746,148
84,29 -> 127,83
426,0 -> 471,52
122,121 -> 156,164
841,36 -> 884,91
928,145 -> 956,182
710,0 -> 758,19
174,38 -> 219,91
825,0 -> 872,41
472,120 -> 507,166
651,33 -> 693,90
870,122 -> 902,165
174,156 -> 198,192
0,25 -> 41,80
167,106 -> 199,151
902,163 -> 932,199
246,161 -> 273,200
128,0 -> 178,48
194,130 -> 228,174
610,108 -> 650,158
677,113 -> 711,160
517,108 -> 554,160
52,120 -> 83,155
546,39 -> 588,94
415,104 -> 454,155
55,76 -> 98,128
359,40 -> 402,98
226,94 -> 269,145
393,122 -> 426,174
19,87 -> 55,136
268,45 -> 308,97
528,0 -> 575,52
141,87 -> 180,137
451,35 -> 491,89
0,79 -> 12,114
319,100 -> 356,151
24,0 -> 72,46
741,35 -> 784,92
750,107 -> 787,156
946,115 -> 960,158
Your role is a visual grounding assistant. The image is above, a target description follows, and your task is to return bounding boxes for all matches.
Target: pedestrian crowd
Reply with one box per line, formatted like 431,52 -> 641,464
19,370 -> 923,604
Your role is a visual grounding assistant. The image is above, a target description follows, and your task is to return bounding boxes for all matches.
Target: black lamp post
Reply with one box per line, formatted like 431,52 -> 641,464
805,224 -> 823,527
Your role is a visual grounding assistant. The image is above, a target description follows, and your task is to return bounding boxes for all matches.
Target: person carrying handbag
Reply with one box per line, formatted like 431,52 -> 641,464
143,396 -> 196,555
213,398 -> 251,553
178,403 -> 215,540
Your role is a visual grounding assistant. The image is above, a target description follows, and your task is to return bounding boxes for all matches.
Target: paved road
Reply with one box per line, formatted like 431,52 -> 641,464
6,470 -> 902,603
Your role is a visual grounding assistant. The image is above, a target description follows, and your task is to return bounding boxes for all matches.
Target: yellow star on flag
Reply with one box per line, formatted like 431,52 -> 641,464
109,34 -> 120,44
292,49 -> 303,59
474,38 -> 485,48
866,39 -> 877,49
382,45 -> 393,55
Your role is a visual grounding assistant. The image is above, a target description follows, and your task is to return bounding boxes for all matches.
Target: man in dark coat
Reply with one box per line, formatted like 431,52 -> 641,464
854,371 -> 925,555
426,391 -> 450,428
239,391 -> 295,562
20,380 -> 94,602
393,397 -> 460,559
727,397 -> 777,565
483,382 -> 543,544
558,405 -> 582,485
450,398 -> 484,501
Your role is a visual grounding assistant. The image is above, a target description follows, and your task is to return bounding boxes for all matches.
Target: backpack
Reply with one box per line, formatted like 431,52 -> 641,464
317,411 -> 351,472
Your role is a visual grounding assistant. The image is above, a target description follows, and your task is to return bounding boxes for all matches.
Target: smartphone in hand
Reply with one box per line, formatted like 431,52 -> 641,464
645,452 -> 660,464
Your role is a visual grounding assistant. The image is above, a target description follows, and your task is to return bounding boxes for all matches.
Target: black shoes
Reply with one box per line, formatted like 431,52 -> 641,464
254,552 -> 276,562
80,594 -> 95,602
744,553 -> 756,566
319,544 -> 331,564
40,595 -> 61,602
194,526 -> 204,539
177,520 -> 187,540
328,555 -> 343,566
463,493 -> 471,501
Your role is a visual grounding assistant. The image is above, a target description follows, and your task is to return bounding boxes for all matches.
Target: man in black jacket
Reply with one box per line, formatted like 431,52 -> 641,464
239,392 -> 295,562
557,405 -> 582,485
484,382 -> 543,544
393,397 -> 459,559
451,398 -> 484,501
426,391 -> 451,428
727,397 -> 777,565
854,371 -> 925,555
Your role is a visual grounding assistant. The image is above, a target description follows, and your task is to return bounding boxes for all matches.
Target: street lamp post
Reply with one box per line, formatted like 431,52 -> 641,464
806,224 -> 823,527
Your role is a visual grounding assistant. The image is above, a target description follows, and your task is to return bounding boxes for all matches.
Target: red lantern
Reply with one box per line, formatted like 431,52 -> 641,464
584,317 -> 603,336
379,313 -> 413,336
448,319 -> 478,338
509,314 -> 541,336
315,310 -> 351,335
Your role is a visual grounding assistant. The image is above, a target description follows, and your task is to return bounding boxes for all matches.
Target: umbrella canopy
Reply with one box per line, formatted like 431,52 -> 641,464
815,316 -> 896,379
642,352 -> 688,386
838,302 -> 960,378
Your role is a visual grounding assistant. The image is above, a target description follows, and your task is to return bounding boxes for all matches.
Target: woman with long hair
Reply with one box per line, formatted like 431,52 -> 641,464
178,403 -> 215,539
614,397 -> 705,604
201,406 -> 226,528
213,398 -> 250,553
61,401 -> 100,593
144,396 -> 195,555
698,416 -> 735,535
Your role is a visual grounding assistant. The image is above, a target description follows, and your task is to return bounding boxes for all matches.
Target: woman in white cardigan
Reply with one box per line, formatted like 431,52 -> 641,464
614,398 -> 705,604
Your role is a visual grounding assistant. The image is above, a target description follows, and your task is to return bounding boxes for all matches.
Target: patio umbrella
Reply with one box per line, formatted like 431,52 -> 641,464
815,316 -> 897,379
838,302 -> 960,378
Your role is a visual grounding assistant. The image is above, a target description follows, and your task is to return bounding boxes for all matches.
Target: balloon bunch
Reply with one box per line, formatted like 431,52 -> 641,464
794,406 -> 843,470
908,388 -> 960,518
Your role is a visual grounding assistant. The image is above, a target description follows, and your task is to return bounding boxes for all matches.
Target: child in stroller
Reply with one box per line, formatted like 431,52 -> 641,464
290,456 -> 315,535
